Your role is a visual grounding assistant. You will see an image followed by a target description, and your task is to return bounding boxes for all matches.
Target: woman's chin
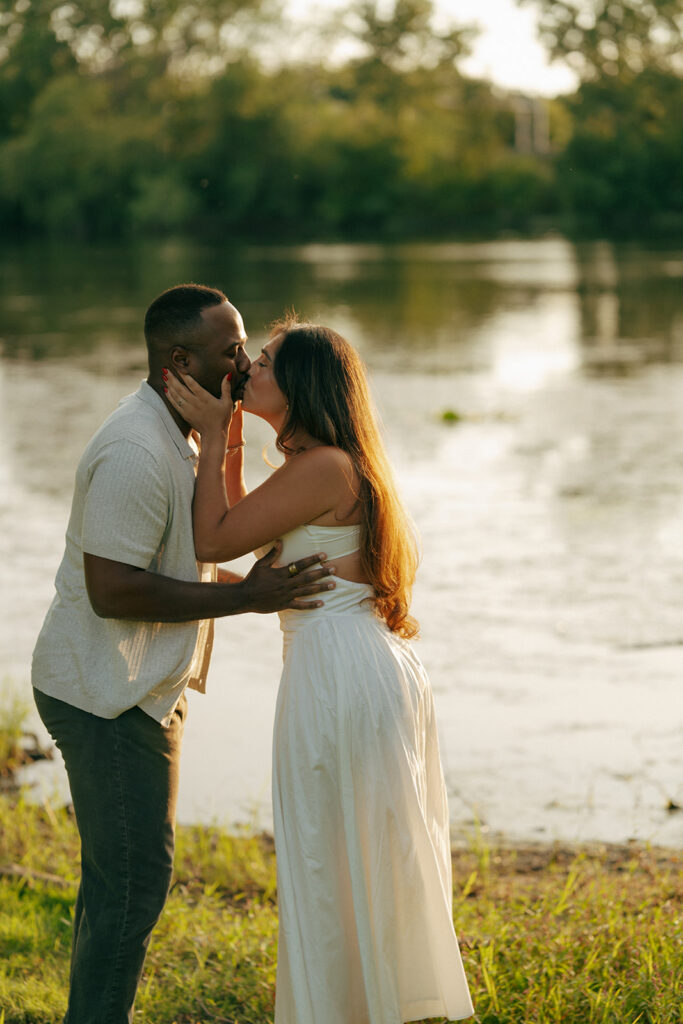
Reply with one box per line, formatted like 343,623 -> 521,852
241,398 -> 265,419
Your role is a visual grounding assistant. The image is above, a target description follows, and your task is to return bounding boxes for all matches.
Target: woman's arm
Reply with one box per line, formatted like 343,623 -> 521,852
192,428 -> 352,562
225,403 -> 247,507
166,372 -> 356,563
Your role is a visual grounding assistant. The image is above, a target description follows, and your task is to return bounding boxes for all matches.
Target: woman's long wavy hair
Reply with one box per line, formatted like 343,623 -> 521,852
270,316 -> 420,639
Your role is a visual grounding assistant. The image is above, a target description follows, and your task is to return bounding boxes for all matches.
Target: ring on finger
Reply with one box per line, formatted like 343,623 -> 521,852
287,562 -> 299,577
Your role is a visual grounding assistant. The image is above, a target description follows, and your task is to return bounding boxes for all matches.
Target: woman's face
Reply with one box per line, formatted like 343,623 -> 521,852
241,332 -> 288,421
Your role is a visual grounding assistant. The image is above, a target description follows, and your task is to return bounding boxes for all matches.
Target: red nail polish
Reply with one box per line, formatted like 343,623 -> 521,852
227,372 -> 233,381
163,386 -> 168,393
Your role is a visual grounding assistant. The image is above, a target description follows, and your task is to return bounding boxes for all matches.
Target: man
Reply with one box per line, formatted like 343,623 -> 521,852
31,284 -> 334,1023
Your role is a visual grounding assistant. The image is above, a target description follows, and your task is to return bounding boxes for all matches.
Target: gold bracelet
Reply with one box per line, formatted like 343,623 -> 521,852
226,441 -> 246,456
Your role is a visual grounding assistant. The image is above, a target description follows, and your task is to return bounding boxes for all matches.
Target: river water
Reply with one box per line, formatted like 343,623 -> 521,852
1,236 -> 682,847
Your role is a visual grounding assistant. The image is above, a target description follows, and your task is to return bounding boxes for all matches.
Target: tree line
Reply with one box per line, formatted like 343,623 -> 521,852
1,0 -> 681,241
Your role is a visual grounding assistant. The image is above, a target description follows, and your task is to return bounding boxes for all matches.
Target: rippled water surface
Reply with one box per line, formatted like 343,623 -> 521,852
2,237 -> 682,846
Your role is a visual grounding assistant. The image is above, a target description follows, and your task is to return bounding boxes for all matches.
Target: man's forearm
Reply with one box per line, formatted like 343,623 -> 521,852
84,555 -> 253,622
83,547 -> 334,621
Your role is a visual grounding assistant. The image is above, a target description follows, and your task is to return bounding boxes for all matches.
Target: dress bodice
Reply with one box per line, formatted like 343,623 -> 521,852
268,523 -> 375,645
277,522 -> 362,565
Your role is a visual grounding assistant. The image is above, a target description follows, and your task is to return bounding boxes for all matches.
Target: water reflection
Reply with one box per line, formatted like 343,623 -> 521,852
575,241 -> 682,365
2,236 -> 681,372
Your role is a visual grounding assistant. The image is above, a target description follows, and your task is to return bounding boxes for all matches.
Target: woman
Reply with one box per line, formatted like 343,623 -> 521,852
164,317 -> 473,1024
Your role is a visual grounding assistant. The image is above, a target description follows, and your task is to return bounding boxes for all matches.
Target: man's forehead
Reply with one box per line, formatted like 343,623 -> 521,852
222,300 -> 246,335
230,304 -> 247,339
202,300 -> 246,339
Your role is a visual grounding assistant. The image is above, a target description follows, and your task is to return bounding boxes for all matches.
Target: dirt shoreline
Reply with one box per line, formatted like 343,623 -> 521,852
449,837 -> 680,874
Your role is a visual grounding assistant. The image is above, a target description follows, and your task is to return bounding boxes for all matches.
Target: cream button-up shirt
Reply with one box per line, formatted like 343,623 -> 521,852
32,381 -> 215,726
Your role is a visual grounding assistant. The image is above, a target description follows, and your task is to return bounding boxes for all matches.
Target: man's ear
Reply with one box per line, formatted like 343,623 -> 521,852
170,346 -> 191,373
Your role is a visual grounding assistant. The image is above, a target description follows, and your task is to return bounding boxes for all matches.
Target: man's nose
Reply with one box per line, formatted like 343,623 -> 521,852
236,348 -> 251,372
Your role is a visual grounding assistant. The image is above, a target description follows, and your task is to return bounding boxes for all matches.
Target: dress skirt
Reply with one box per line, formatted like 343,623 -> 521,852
272,603 -> 474,1024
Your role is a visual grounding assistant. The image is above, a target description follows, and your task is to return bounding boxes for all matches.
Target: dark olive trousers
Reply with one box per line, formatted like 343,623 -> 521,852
33,688 -> 187,1024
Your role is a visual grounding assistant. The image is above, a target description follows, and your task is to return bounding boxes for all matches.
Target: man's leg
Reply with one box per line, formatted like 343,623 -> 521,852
34,689 -> 187,1024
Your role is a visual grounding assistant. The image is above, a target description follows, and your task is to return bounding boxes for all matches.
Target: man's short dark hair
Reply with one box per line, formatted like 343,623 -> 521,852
144,284 -> 227,354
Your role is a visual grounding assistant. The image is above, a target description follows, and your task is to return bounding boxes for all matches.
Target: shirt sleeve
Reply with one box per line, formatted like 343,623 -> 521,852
81,439 -> 170,569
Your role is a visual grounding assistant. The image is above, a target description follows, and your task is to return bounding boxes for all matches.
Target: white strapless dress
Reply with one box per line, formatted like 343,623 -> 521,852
271,523 -> 473,1024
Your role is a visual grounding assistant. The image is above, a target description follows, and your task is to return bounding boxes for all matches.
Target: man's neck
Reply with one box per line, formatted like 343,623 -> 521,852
146,376 -> 192,438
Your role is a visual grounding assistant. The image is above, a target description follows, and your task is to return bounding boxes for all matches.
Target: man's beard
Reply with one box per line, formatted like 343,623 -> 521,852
198,373 -> 224,400
232,375 -> 248,401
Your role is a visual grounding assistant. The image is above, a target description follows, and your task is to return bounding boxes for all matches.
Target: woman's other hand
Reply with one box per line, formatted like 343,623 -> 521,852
165,370 -> 234,439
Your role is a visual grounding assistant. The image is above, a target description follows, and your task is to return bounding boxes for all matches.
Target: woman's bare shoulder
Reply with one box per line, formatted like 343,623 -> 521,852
297,447 -> 362,525
295,445 -> 355,474
289,445 -> 359,500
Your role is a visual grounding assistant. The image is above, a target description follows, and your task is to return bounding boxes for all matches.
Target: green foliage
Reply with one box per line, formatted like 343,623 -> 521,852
441,408 -> 462,422
1,73 -> 152,236
0,0 -> 680,240
556,69 -> 683,235
0,681 -> 35,780
518,0 -> 683,236
0,1 -> 78,140
522,0 -> 682,82
129,171 -> 199,232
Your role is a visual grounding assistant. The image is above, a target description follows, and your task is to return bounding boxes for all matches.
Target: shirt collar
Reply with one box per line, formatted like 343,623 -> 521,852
133,380 -> 199,463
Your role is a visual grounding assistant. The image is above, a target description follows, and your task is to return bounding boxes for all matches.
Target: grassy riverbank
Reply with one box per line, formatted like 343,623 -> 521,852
0,709 -> 680,1024
2,795 -> 680,1024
